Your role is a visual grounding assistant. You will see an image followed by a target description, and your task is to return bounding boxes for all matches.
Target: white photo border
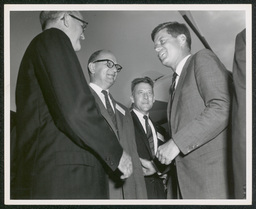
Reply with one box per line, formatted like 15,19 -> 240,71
4,3 -> 253,206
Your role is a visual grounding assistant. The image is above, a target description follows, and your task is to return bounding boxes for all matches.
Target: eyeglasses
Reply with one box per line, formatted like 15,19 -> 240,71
69,14 -> 88,32
93,59 -> 122,72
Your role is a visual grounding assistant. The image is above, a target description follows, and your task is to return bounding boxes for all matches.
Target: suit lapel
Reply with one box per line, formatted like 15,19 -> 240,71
170,55 -> 193,131
111,97 -> 129,151
112,101 -> 123,136
109,94 -> 123,131
90,88 -> 119,138
131,111 -> 154,158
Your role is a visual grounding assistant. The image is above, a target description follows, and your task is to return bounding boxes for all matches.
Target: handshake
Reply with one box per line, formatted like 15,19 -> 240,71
116,150 -> 170,179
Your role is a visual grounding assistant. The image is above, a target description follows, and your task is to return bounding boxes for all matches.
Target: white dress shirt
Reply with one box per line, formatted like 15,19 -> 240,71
175,54 -> 191,88
89,83 -> 115,112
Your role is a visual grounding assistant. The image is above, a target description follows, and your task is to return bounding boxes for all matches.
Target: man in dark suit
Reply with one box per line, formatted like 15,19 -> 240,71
151,22 -> 232,198
232,28 -> 246,199
87,49 -> 147,199
130,76 -> 167,199
12,11 -> 132,199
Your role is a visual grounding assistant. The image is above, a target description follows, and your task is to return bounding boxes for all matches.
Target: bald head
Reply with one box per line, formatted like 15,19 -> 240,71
39,11 -> 86,52
40,11 -> 80,30
87,49 -> 114,76
88,49 -> 121,90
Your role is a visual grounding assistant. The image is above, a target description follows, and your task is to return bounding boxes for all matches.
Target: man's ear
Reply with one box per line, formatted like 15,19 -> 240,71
62,12 -> 70,28
130,95 -> 134,104
88,63 -> 95,74
178,34 -> 187,47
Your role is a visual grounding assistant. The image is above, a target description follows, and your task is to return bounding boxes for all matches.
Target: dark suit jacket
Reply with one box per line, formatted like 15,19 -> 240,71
168,49 -> 232,199
12,28 -> 123,199
90,89 -> 147,199
232,29 -> 246,199
131,110 -> 166,199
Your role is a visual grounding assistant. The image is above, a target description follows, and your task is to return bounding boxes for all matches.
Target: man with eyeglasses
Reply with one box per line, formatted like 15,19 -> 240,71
12,11 -> 132,199
87,49 -> 147,199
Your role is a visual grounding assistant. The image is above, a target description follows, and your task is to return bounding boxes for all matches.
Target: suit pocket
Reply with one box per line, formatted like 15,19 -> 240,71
55,151 -> 95,167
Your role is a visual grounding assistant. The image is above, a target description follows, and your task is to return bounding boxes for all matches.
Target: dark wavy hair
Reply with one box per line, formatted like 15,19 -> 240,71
151,21 -> 191,50
131,76 -> 154,94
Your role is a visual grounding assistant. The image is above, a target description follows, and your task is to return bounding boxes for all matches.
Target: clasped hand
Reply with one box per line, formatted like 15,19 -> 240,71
140,158 -> 156,176
117,151 -> 133,179
156,139 -> 180,165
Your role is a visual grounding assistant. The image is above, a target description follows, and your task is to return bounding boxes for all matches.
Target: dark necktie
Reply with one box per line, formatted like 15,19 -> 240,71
169,72 -> 178,99
102,90 -> 117,128
143,115 -> 155,156
168,72 -> 178,137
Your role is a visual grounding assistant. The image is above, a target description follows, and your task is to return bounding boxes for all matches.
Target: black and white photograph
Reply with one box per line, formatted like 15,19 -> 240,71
2,3 -> 253,207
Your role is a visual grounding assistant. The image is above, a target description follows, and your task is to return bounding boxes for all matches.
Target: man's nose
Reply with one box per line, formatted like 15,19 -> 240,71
154,45 -> 162,52
80,33 -> 85,40
143,93 -> 149,99
112,65 -> 118,72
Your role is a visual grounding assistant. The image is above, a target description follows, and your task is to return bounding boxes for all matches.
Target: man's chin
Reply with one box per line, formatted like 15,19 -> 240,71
142,107 -> 152,112
159,57 -> 167,65
161,60 -> 172,68
73,43 -> 81,52
74,47 -> 81,52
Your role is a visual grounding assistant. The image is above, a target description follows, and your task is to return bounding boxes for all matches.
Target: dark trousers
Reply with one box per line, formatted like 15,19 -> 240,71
145,174 -> 166,199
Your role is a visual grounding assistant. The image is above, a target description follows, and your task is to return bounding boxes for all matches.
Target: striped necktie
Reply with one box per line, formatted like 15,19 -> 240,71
143,115 -> 155,156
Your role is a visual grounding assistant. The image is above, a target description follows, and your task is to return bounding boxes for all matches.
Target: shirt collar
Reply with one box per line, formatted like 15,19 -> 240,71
133,108 -> 149,119
89,83 -> 109,95
176,54 -> 191,76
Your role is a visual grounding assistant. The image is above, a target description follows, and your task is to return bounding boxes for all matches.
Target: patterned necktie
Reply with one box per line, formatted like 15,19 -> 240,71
143,115 -> 155,156
101,90 -> 117,128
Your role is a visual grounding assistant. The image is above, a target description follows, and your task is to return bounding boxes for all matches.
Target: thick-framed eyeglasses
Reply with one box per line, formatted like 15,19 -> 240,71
93,59 -> 122,72
69,14 -> 88,32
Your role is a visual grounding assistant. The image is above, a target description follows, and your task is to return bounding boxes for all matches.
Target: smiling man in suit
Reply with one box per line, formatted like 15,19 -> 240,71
12,11 -> 132,199
151,22 -> 232,199
87,49 -> 147,199
130,76 -> 167,199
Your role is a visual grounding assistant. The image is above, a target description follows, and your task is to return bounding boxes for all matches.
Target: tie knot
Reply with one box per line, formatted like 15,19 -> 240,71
143,115 -> 148,121
101,90 -> 108,96
172,72 -> 178,82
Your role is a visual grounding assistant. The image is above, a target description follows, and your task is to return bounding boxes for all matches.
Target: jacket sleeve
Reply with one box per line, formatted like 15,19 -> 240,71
32,29 -> 122,170
173,49 -> 232,155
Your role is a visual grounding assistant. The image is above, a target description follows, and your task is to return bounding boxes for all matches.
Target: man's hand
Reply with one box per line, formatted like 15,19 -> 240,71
118,151 -> 133,179
140,158 -> 156,176
156,139 -> 180,165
